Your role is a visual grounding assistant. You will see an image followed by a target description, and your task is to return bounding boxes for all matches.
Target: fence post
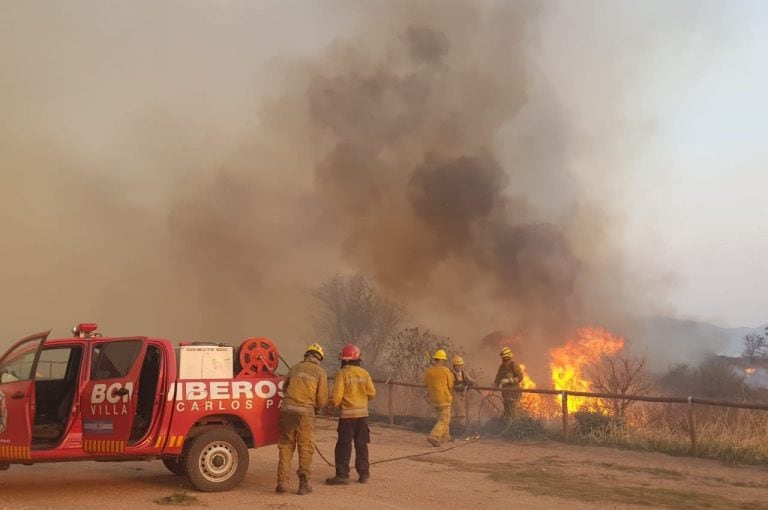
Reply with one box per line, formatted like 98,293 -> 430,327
562,391 -> 569,441
687,396 -> 698,456
388,381 -> 394,425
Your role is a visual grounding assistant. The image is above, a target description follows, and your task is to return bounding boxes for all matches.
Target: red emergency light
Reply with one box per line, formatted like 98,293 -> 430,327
78,323 -> 98,333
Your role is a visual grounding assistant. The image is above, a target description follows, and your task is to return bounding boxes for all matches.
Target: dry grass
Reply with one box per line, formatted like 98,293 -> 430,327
572,404 -> 768,465
373,384 -> 768,465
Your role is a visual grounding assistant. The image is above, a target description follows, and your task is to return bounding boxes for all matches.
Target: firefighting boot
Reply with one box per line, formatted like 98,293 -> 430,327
298,474 -> 312,495
275,482 -> 288,493
325,475 -> 351,485
358,474 -> 370,484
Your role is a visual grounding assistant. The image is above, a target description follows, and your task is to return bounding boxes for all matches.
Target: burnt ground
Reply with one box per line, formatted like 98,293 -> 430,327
2,420 -> 768,509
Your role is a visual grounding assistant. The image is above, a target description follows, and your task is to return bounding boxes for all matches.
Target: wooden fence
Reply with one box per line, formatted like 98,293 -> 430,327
373,379 -> 768,456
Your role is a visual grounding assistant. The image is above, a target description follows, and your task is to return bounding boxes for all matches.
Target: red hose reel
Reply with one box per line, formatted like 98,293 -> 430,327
237,337 -> 280,377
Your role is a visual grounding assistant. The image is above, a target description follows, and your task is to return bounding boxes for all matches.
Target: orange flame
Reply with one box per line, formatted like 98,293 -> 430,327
517,363 -> 542,414
550,327 -> 624,413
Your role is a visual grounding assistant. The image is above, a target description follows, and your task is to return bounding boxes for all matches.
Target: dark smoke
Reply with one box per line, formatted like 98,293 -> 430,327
301,10 -> 591,362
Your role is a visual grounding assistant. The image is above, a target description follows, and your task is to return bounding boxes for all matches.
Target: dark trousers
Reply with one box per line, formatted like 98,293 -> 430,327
334,417 -> 370,478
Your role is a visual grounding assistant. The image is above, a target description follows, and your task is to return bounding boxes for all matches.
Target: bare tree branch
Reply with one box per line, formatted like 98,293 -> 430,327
742,333 -> 767,362
588,353 -> 652,418
312,274 -> 406,375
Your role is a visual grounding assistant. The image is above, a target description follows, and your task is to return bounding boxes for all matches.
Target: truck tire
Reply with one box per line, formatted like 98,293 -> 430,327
183,428 -> 249,492
161,456 -> 186,476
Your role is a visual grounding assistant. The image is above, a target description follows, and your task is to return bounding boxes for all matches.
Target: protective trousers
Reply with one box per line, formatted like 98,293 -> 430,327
429,405 -> 451,442
334,417 -> 370,478
277,412 -> 316,484
452,391 -> 467,419
502,395 -> 519,423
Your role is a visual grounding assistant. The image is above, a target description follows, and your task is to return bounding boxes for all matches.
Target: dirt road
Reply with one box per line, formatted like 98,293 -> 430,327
2,421 -> 768,510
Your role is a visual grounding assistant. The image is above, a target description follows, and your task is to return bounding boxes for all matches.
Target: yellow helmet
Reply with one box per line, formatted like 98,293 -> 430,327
305,343 -> 325,361
500,347 -> 514,360
432,349 -> 448,360
452,355 -> 464,366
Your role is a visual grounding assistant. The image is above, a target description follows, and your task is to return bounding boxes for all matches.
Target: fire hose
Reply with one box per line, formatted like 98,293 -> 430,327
276,355 -> 507,468
313,414 -> 482,469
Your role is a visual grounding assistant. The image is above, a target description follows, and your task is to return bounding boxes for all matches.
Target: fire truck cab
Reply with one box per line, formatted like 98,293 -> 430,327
0,324 -> 284,492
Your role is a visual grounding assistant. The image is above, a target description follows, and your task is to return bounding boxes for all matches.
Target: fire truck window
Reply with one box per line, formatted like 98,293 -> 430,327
92,340 -> 142,380
35,348 -> 74,380
0,350 -> 36,383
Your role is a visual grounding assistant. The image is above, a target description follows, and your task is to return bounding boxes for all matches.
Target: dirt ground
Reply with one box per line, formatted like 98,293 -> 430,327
2,420 -> 768,510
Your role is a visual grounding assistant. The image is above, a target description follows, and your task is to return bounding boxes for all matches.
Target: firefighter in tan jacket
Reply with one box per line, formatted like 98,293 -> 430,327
494,347 -> 524,424
451,355 -> 476,422
325,344 -> 376,485
423,349 -> 454,446
276,343 -> 329,495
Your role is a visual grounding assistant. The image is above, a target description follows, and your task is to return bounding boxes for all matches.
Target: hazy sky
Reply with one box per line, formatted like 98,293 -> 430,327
526,0 -> 768,328
619,1 -> 768,327
0,0 -> 766,349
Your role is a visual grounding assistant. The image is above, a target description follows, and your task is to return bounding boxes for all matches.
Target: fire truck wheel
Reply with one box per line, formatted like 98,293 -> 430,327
161,456 -> 187,476
184,428 -> 249,492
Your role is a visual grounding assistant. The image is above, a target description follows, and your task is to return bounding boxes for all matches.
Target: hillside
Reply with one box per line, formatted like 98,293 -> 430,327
625,316 -> 767,370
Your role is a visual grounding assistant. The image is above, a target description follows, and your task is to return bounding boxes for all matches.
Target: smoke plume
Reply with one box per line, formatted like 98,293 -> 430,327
0,1 -> 726,370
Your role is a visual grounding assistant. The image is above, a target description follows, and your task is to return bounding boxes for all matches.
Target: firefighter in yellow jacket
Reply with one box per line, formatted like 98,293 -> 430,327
276,343 -> 329,495
325,344 -> 376,485
423,349 -> 454,446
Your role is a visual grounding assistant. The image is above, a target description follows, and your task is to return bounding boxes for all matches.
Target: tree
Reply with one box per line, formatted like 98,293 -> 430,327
742,333 -> 767,362
384,327 -> 461,416
697,356 -> 747,400
657,356 -> 747,400
385,327 -> 459,383
312,274 -> 406,375
587,353 -> 652,418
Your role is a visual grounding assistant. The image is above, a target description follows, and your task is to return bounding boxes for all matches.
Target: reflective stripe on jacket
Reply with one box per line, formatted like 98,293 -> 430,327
282,359 -> 329,416
423,365 -> 454,407
330,365 -> 376,418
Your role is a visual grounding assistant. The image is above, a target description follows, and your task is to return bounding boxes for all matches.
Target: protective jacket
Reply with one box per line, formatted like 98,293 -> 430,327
493,361 -> 524,388
424,365 -> 454,407
282,358 -> 329,415
330,364 -> 376,418
452,368 -> 476,391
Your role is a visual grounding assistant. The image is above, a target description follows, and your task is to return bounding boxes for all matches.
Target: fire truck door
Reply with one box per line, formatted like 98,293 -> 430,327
0,332 -> 50,461
80,339 -> 147,453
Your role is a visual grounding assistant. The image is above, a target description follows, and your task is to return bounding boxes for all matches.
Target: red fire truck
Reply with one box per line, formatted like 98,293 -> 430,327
0,323 -> 284,492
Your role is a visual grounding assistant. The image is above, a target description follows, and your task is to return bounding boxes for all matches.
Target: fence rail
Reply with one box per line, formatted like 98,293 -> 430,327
372,378 -> 768,456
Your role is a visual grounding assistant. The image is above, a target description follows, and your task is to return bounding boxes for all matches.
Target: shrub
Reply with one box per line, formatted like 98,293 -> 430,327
573,410 -> 623,436
501,416 -> 547,440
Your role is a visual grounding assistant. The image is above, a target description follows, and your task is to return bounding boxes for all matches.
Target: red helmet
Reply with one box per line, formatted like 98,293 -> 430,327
339,344 -> 361,361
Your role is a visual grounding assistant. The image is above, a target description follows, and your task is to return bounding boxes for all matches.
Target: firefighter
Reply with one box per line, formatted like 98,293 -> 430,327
276,343 -> 329,495
451,355 -> 476,423
325,343 -> 376,486
423,349 -> 454,447
493,347 -> 524,424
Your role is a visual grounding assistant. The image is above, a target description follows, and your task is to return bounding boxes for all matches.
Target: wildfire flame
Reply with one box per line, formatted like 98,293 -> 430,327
486,326 -> 625,418
518,363 -> 542,414
549,326 -> 624,413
